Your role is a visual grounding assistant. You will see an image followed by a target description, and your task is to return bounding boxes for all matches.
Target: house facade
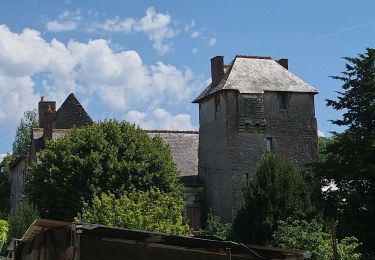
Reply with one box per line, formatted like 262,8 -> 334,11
9,54 -> 318,227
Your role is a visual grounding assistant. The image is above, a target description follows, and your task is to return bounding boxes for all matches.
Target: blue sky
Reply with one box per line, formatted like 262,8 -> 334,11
1,0 -> 375,157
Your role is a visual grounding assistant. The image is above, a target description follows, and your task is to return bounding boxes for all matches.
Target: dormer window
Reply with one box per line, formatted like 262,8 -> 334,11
278,93 -> 288,109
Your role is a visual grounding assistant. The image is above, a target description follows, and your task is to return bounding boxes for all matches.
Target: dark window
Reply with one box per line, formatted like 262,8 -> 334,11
266,137 -> 274,152
278,93 -> 287,109
215,95 -> 220,113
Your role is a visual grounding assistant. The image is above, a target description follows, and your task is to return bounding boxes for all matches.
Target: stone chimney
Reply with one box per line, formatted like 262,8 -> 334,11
211,56 -> 224,85
38,97 -> 56,128
277,58 -> 288,70
42,104 -> 55,141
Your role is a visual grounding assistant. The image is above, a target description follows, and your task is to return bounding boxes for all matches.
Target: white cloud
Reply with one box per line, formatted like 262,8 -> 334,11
208,37 -> 216,46
318,130 -> 325,137
96,7 -> 176,54
184,20 -> 195,32
191,31 -> 200,38
46,10 -> 82,32
96,17 -> 135,32
192,48 -> 198,54
46,21 -> 77,32
126,108 -> 196,130
0,25 -> 204,132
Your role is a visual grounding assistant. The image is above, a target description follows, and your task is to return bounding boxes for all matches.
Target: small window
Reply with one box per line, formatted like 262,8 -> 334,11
266,137 -> 274,152
215,95 -> 220,113
278,93 -> 287,109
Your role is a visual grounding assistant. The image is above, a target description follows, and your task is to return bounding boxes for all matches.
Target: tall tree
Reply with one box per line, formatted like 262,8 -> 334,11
231,153 -> 317,245
12,110 -> 38,157
27,121 -> 183,221
317,48 -> 375,255
0,154 -> 11,219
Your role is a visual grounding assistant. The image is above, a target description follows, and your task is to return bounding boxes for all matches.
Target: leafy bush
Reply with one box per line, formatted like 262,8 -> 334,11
232,153 -> 317,244
271,219 -> 361,260
0,220 -> 8,253
197,213 -> 231,240
27,121 -> 182,220
76,189 -> 190,236
8,201 -> 39,239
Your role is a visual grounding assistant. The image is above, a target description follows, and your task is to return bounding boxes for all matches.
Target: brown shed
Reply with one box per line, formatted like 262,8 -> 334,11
14,219 -> 307,260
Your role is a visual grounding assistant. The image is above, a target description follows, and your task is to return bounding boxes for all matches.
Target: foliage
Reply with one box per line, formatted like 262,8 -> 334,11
272,218 -> 362,260
76,189 -> 190,236
0,155 -> 12,219
12,110 -> 38,158
27,120 -> 182,220
316,48 -> 375,254
7,201 -> 39,239
318,137 -> 334,162
0,219 -> 8,252
197,213 -> 231,240
231,153 -> 317,245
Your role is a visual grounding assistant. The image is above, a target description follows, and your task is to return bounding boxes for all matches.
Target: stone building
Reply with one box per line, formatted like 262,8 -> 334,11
9,94 -> 93,210
193,55 -> 318,221
9,54 -> 318,227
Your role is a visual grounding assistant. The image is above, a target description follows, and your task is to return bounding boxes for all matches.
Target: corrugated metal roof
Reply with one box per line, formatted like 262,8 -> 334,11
193,55 -> 318,103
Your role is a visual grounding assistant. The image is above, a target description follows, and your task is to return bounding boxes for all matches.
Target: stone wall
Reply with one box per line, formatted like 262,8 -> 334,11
198,90 -> 318,222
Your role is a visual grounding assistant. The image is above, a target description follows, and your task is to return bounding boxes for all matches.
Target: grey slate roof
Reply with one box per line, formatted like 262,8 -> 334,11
193,55 -> 318,103
32,128 -> 200,184
32,128 -> 71,152
146,130 -> 199,179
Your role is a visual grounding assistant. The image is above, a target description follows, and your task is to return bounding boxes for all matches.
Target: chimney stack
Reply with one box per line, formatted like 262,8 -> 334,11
277,58 -> 288,70
38,97 -> 56,128
42,105 -> 55,141
211,56 -> 224,85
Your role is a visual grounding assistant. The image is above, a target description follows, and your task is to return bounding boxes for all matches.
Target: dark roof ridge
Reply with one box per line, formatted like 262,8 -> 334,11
236,55 -> 273,60
145,130 -> 199,134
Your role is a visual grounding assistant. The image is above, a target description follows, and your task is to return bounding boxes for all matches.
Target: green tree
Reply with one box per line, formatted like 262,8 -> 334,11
317,48 -> 375,255
272,219 -> 361,260
12,110 -> 38,158
232,153 -> 317,245
0,220 -> 8,253
7,201 -> 39,239
76,189 -> 189,236
27,121 -> 183,220
0,155 -> 12,219
197,213 -> 231,240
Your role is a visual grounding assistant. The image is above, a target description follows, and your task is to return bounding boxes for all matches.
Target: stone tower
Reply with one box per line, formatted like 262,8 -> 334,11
193,55 -> 319,222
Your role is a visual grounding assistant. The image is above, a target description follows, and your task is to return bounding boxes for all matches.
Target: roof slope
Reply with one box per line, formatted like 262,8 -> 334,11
193,56 -> 318,103
146,130 -> 199,178
32,129 -> 199,181
55,93 -> 93,129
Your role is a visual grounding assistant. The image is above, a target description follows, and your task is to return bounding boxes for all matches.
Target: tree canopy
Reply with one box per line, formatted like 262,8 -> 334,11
231,153 -> 317,245
27,121 -> 183,220
316,48 -> 375,255
12,110 -> 38,158
271,218 -> 361,260
76,189 -> 190,236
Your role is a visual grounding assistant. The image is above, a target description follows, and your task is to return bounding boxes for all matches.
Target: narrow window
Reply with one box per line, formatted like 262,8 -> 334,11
266,137 -> 274,152
278,93 -> 287,109
215,95 -> 220,114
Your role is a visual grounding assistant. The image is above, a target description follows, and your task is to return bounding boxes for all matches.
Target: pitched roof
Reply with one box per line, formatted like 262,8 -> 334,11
193,55 -> 318,103
146,130 -> 199,179
55,93 -> 93,129
32,128 -> 71,152
32,128 -> 200,183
